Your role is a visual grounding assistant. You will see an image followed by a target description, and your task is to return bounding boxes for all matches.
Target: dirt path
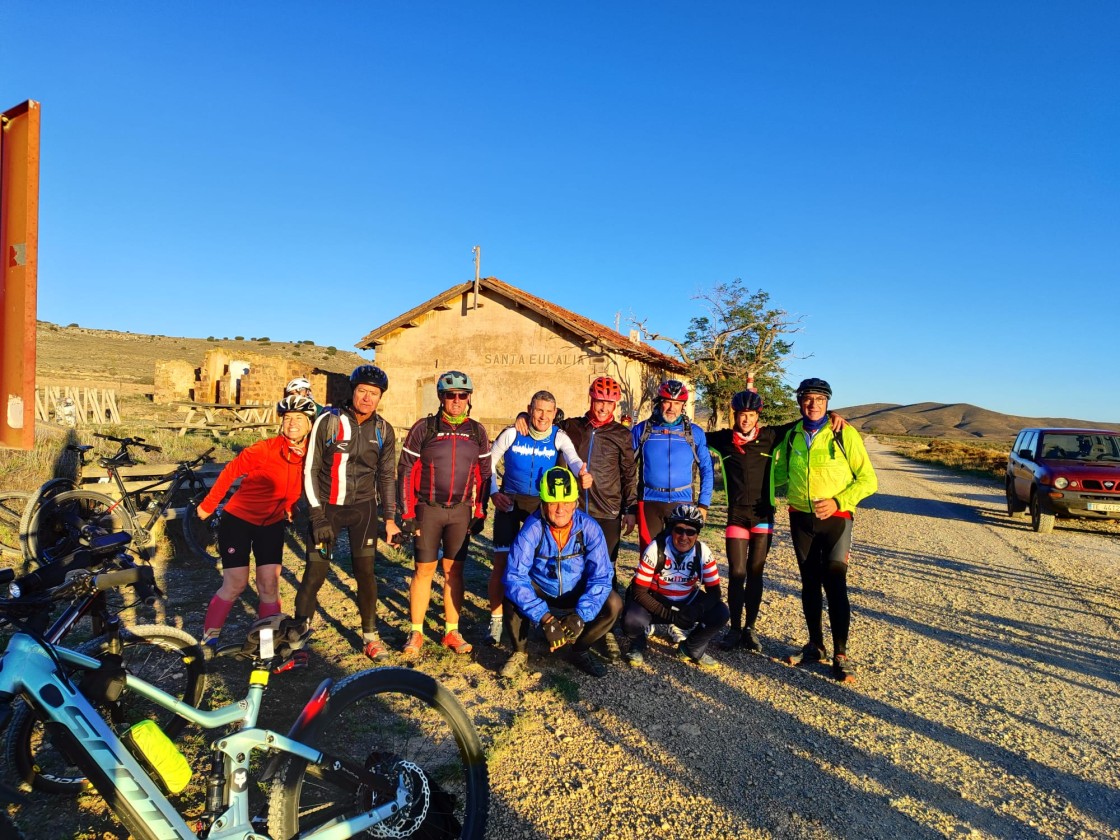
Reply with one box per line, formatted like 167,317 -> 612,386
8,439 -> 1120,838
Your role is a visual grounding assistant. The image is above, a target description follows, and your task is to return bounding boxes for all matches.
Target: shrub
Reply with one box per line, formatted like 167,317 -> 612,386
67,322 -> 79,328
256,336 -> 270,342
326,346 -> 337,356
234,336 -> 244,341
206,336 -> 216,341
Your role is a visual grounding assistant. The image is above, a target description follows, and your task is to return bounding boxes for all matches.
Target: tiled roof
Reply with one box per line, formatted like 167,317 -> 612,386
355,277 -> 687,373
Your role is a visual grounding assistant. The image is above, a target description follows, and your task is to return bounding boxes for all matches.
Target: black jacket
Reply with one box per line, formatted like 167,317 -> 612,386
560,414 -> 638,520
303,404 -> 396,517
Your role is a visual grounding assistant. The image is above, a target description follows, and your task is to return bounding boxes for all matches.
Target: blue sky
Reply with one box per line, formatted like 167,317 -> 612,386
2,2 -> 1116,422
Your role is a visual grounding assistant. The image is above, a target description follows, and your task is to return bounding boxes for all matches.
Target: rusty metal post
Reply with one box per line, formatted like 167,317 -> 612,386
0,99 -> 41,450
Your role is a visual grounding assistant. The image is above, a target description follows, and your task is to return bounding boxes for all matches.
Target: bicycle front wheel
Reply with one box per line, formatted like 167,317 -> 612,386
26,489 -> 135,564
268,667 -> 488,840
5,624 -> 207,795
17,477 -> 77,564
181,500 -> 221,563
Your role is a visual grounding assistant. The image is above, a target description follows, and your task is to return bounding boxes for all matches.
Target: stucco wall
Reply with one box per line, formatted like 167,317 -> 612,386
368,289 -> 690,435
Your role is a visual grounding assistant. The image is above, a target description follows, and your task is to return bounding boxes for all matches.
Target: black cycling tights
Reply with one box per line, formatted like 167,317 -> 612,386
725,532 -> 772,630
789,511 -> 853,654
295,553 -> 378,634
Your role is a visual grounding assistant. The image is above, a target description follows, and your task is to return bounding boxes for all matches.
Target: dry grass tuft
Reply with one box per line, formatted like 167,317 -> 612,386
880,435 -> 1009,479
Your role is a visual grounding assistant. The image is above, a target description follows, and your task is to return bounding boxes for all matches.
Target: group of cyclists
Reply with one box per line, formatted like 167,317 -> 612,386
199,365 -> 877,684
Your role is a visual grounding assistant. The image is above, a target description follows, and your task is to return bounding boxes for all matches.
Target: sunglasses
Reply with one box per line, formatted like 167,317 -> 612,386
672,526 -> 699,537
442,391 -> 470,400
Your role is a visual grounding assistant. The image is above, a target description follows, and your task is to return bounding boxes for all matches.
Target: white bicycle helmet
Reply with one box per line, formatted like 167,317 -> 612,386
285,377 -> 312,394
277,394 -> 317,420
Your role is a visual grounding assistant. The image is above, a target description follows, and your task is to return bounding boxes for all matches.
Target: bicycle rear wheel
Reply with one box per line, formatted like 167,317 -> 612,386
0,491 -> 30,570
268,667 -> 488,840
16,477 -> 77,564
25,489 -> 135,564
5,624 -> 207,795
182,500 -> 221,563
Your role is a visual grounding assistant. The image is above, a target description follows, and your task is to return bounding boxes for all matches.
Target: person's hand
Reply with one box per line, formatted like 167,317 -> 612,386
491,491 -> 514,513
383,519 -> 400,544
311,512 -> 333,547
560,613 -> 584,642
812,498 -> 839,519
668,604 -> 696,629
578,468 -> 593,490
541,613 -> 569,652
196,507 -> 211,522
698,506 -> 708,522
513,412 -> 530,435
827,412 -> 848,433
622,513 -> 637,535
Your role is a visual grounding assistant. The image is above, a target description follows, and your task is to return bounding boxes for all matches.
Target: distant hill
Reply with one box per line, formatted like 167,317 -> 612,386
835,402 -> 1120,441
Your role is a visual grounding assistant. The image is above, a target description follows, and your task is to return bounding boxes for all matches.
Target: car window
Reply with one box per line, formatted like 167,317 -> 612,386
1039,433 -> 1079,459
1086,434 -> 1120,462
1021,431 -> 1037,458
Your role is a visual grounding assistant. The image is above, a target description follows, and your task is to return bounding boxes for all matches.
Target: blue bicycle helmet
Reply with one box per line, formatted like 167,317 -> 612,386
731,390 -> 764,413
350,365 -> 389,392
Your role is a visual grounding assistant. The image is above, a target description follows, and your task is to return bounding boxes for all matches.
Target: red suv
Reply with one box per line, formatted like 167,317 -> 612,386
1006,428 -> 1120,533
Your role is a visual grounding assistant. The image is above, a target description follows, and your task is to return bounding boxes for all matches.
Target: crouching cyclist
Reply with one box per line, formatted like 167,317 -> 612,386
622,504 -> 728,669
500,466 -> 622,679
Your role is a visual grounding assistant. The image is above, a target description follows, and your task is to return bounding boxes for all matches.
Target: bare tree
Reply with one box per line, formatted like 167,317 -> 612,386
633,280 -> 804,428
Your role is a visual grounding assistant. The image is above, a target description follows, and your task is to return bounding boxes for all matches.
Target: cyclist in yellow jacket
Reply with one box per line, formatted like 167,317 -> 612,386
771,378 -> 877,683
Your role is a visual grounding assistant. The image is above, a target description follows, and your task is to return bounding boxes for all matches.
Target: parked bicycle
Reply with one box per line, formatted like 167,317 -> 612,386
1,531 -> 206,794
14,441 -> 96,564
22,434 -> 221,564
0,588 -> 488,839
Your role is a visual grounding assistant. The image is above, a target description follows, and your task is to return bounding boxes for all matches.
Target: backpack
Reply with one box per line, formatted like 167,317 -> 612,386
637,417 -> 700,464
322,406 -> 385,451
420,414 -> 486,450
651,533 -> 702,580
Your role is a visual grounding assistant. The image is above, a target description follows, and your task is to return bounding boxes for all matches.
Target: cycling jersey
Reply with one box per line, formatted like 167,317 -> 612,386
489,426 -> 584,496
200,435 -> 305,526
632,417 -> 714,506
505,509 -> 612,624
632,537 -> 720,601
303,404 -> 396,516
770,422 -> 877,513
398,415 -> 492,519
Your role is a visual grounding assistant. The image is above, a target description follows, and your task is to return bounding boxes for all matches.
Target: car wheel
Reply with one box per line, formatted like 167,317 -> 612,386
1006,479 -> 1026,515
1030,489 -> 1055,534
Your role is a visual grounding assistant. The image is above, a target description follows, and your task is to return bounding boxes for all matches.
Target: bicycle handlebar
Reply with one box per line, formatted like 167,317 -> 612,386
94,432 -> 162,454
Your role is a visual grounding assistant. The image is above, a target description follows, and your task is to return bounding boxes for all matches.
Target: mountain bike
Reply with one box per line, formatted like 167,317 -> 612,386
1,532 -> 206,794
0,590 -> 488,840
22,435 -> 221,564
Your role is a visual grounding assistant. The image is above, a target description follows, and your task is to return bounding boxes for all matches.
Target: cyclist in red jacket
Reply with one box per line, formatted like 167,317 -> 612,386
197,395 -> 316,645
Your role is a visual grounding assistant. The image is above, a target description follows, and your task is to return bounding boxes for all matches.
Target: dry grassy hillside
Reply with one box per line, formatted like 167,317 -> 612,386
836,401 -> 1120,440
35,321 -> 369,394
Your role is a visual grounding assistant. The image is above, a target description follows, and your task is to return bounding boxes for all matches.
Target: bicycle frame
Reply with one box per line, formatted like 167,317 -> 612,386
102,464 -> 203,538
2,633 -> 408,840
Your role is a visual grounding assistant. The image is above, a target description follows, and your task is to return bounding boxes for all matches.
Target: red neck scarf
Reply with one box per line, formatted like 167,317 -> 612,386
585,410 -> 612,429
732,426 -> 760,453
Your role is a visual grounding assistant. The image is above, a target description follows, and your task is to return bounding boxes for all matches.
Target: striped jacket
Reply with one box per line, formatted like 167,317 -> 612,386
303,404 -> 397,517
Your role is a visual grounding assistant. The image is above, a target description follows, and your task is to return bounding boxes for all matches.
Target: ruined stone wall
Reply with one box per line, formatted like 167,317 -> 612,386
154,346 -> 330,407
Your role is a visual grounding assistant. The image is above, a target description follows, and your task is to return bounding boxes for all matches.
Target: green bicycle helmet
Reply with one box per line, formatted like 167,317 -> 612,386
539,466 -> 579,503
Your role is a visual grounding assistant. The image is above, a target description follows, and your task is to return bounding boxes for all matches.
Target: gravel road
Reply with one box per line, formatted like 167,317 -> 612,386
463,437 -> 1120,839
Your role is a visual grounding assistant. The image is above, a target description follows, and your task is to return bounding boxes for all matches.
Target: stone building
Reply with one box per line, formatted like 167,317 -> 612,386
356,276 -> 690,434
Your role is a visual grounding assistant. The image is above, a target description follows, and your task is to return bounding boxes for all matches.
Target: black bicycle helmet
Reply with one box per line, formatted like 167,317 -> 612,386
350,364 -> 389,392
795,378 -> 832,399
241,614 -> 309,659
731,390 -> 764,413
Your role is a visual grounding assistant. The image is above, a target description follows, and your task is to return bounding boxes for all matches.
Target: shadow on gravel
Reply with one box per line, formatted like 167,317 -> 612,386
860,492 -> 985,524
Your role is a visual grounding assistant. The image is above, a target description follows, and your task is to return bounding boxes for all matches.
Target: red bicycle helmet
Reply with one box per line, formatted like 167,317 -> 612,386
657,380 -> 689,402
589,376 -> 622,402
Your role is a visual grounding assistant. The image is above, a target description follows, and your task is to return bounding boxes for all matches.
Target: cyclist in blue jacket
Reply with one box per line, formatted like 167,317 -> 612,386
486,390 -> 590,646
632,380 -> 714,551
500,466 -> 621,680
